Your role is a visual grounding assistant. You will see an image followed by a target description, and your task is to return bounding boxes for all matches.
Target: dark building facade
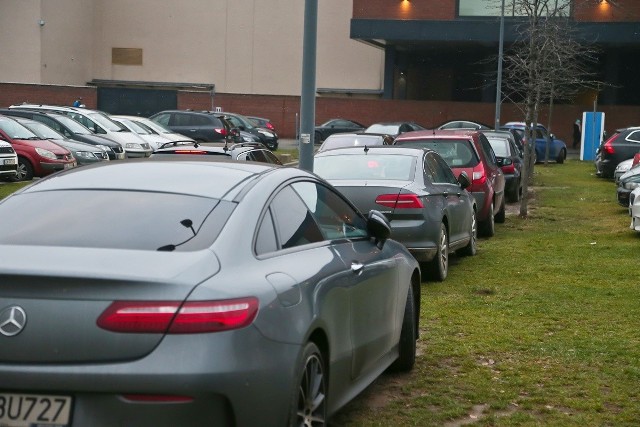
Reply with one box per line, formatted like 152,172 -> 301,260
351,0 -> 640,105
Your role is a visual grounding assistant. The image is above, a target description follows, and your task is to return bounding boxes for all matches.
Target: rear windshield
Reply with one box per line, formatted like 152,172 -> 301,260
315,154 -> 415,181
320,135 -> 383,151
394,139 -> 479,168
487,138 -> 510,157
0,191 -> 234,251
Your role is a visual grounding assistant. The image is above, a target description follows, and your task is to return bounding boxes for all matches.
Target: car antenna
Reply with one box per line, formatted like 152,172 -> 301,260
364,145 -> 369,153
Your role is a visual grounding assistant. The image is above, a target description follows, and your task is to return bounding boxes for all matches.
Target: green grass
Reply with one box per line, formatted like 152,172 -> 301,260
332,160 -> 640,426
0,181 -> 30,199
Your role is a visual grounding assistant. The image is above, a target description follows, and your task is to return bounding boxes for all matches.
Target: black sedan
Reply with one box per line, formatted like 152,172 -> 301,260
314,145 -> 477,282
0,159 -> 420,427
595,126 -> 640,179
314,118 -> 366,144
222,112 -> 279,150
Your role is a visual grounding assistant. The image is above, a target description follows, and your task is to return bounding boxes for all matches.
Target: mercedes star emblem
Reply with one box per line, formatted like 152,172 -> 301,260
0,306 -> 27,337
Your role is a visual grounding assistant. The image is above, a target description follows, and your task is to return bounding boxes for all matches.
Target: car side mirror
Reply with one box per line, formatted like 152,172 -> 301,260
496,158 -> 504,167
550,133 -> 555,139
367,210 -> 391,249
458,171 -> 471,189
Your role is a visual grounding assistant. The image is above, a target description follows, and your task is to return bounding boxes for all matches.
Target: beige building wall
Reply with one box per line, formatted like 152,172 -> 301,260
0,0 -> 383,96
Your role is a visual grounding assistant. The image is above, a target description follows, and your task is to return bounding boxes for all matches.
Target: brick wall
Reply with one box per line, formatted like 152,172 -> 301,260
2,82 -> 638,145
352,0 -> 456,20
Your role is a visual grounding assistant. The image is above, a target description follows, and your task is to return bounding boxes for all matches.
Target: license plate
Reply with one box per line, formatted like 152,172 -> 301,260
0,393 -> 72,426
116,153 -> 125,160
3,159 -> 16,165
63,162 -> 76,169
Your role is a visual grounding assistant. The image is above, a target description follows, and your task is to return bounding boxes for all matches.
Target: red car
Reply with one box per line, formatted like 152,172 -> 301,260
0,115 -> 76,181
394,129 -> 506,237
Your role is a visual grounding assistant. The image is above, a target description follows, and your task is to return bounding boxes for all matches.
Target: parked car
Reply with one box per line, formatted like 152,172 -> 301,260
216,114 -> 263,144
482,130 -> 523,202
616,166 -> 640,207
500,122 -> 567,164
149,110 -> 228,143
437,120 -> 492,130
0,109 -> 125,160
0,159 -> 420,427
628,186 -> 640,230
221,112 -> 278,150
317,132 -> 393,153
8,104 -> 152,158
314,145 -> 477,281
247,116 -> 276,132
12,117 -> 109,166
394,129 -> 506,237
120,115 -> 196,143
314,119 -> 366,144
595,126 -> 640,179
151,142 -> 282,165
0,115 -> 76,181
110,115 -> 167,151
614,158 -> 637,184
364,121 -> 426,138
0,139 -> 18,180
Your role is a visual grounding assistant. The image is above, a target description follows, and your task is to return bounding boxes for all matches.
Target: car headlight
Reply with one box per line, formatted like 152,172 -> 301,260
98,145 -> 113,152
125,143 -> 142,149
242,135 -> 257,142
74,151 -> 95,159
35,147 -> 57,160
624,181 -> 640,190
257,130 -> 274,137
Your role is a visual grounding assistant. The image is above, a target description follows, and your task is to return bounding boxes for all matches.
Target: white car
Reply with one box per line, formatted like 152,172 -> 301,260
119,115 -> 195,144
0,139 -> 18,179
110,116 -> 167,151
614,158 -> 635,184
8,105 -> 153,158
629,187 -> 640,231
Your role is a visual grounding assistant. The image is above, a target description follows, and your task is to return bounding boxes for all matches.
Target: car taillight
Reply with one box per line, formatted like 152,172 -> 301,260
266,123 -> 275,130
472,164 -> 486,185
97,298 -> 259,334
375,193 -> 424,209
603,140 -> 615,155
215,128 -> 228,136
633,153 -> 640,166
501,158 -> 515,174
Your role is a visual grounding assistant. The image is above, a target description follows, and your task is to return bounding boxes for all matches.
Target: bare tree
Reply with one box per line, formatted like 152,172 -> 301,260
500,0 -> 604,217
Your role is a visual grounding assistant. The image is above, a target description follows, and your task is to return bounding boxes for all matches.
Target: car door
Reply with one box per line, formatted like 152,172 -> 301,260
290,181 -> 400,379
424,152 -> 470,246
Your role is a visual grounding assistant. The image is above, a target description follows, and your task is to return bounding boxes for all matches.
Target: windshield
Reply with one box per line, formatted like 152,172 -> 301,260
320,135 -> 383,151
0,190 -> 234,251
365,124 -> 399,134
0,117 -> 39,139
227,114 -> 255,130
54,115 -> 94,134
395,138 -> 479,168
87,112 -> 127,132
315,154 -> 415,181
116,118 -> 151,135
136,118 -> 172,134
19,121 -> 64,139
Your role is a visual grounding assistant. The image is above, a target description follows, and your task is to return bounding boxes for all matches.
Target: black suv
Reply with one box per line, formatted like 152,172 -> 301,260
148,110 -> 228,143
595,126 -> 640,179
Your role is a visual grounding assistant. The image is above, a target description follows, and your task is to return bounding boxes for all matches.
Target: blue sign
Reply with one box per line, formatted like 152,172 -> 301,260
580,112 -> 605,161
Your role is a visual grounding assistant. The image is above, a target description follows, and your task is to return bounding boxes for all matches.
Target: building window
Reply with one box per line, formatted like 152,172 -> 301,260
458,0 -> 571,17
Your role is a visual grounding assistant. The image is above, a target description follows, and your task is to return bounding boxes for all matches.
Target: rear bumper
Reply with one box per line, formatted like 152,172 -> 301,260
389,218 -> 438,262
0,327 -> 299,427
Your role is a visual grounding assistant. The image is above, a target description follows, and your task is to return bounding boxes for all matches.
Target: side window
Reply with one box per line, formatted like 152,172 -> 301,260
478,134 -> 497,167
431,153 -> 459,184
423,155 -> 437,183
190,116 -> 210,126
291,181 -> 369,241
270,185 -> 323,249
626,130 -> 640,143
153,114 -> 171,126
174,114 -> 190,126
255,208 -> 278,255
247,150 -> 268,163
263,151 -> 282,165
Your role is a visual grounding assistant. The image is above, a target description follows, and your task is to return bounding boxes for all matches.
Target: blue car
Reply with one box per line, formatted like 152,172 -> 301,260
501,122 -> 567,164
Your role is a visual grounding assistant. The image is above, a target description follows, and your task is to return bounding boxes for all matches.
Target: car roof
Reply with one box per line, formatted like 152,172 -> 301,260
315,145 -> 432,157
24,160 -> 284,199
395,129 -> 479,139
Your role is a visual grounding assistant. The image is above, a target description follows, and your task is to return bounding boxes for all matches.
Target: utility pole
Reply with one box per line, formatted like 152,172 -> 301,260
494,0 -> 506,130
298,0 -> 318,172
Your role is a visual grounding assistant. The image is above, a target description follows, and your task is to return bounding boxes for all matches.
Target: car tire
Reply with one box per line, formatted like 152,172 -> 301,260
480,201 -> 495,237
388,287 -> 416,373
11,157 -> 34,181
557,148 -> 566,164
425,223 -> 448,282
459,209 -> 477,257
508,181 -> 521,203
289,342 -> 327,427
495,197 -> 506,224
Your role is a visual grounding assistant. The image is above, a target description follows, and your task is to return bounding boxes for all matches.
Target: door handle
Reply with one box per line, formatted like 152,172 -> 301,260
351,262 -> 364,274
